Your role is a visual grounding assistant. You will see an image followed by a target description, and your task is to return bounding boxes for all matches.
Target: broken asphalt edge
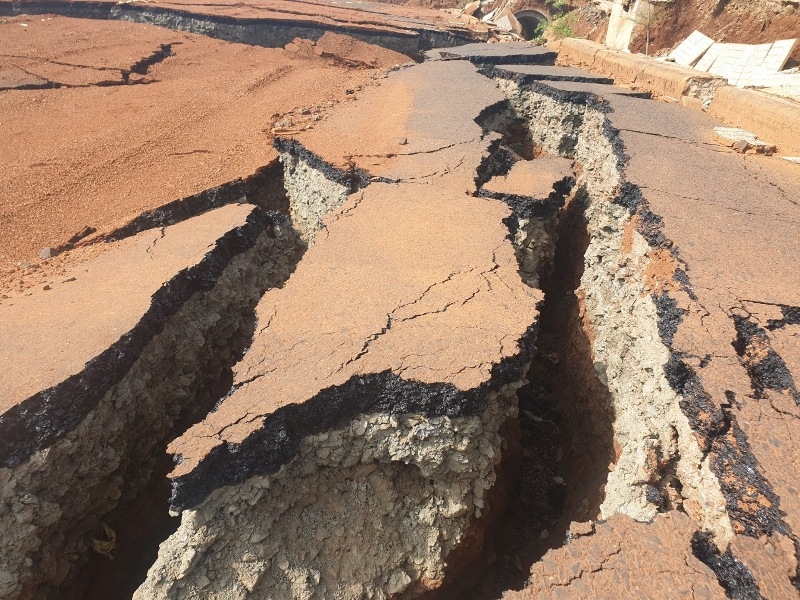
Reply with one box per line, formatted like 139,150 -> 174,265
517,76 -> 794,595
168,342 -> 536,512
102,160 -> 287,243
0,208 -> 291,469
167,136 -> 541,511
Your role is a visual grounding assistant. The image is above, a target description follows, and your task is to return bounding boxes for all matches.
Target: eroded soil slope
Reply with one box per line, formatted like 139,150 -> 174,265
630,0 -> 800,62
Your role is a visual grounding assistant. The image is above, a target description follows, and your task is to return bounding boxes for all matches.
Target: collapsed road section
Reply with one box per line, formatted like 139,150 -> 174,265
486,60 -> 800,597
142,47 -> 800,599
137,58 -> 567,599
2,30 -> 800,600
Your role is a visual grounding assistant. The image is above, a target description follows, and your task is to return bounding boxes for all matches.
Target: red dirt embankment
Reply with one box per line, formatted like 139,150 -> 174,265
0,16 -> 410,277
629,0 -> 800,62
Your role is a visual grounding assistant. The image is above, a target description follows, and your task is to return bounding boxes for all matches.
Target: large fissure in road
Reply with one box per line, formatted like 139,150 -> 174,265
135,114 -> 549,597
457,185 -> 618,599
0,147 -> 365,597
474,68 -> 800,597
492,70 -> 727,529
4,43 -> 800,600
0,210 -> 305,598
0,204 -> 307,598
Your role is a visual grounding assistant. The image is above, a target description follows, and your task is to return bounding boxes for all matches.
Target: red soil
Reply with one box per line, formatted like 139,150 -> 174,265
0,15 -> 411,284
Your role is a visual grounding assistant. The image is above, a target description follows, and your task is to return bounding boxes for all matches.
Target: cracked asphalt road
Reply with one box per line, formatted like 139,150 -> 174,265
3,14 -> 800,596
168,60 -> 546,474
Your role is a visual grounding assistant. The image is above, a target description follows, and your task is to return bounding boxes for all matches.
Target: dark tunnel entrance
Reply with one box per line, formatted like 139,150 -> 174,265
515,10 -> 549,40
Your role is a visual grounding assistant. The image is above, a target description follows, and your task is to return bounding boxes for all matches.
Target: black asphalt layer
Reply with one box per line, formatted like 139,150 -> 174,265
427,41 -> 557,65
493,63 -> 614,84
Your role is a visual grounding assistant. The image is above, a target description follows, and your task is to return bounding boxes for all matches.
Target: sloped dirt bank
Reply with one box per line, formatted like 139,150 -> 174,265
0,1 -> 473,59
629,0 -> 800,64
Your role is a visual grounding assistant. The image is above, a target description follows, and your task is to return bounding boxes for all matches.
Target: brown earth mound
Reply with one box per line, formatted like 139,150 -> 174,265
315,31 -> 413,67
285,31 -> 412,68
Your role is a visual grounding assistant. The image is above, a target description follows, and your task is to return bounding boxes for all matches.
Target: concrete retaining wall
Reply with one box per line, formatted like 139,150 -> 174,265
552,38 -> 724,104
552,37 -> 800,156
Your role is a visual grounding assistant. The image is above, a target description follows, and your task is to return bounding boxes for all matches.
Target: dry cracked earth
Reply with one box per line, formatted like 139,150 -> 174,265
1,2 -> 800,600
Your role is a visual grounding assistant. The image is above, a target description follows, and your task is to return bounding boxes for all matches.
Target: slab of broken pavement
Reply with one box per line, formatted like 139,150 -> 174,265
2,36 -> 800,600
0,0 -> 481,58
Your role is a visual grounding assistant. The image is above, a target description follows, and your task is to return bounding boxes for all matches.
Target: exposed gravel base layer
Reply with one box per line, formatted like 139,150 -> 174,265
276,138 -> 369,244
137,385 -> 519,600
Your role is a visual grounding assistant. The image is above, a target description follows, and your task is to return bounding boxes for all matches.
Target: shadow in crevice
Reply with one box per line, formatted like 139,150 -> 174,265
43,182 -> 306,599
103,159 -> 289,244
72,372 -> 236,600
61,214 -> 308,600
474,99 -> 536,190
465,187 -> 616,598
540,187 -> 616,530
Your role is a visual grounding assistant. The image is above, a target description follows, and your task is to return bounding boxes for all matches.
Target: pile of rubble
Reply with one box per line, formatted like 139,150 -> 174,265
443,0 -> 538,41
665,30 -> 799,100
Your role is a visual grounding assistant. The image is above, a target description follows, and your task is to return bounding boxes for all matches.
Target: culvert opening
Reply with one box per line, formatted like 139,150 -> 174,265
514,10 -> 549,41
